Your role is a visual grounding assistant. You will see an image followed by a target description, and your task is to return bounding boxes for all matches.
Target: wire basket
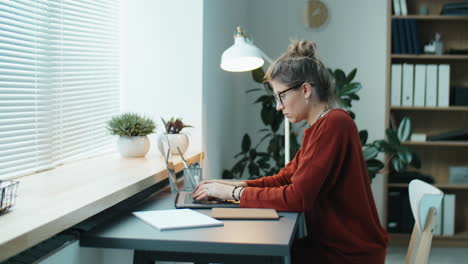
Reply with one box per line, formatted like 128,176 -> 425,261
0,180 -> 19,214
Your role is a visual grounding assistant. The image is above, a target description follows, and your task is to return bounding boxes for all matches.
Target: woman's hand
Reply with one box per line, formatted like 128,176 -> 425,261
195,179 -> 247,188
192,182 -> 235,201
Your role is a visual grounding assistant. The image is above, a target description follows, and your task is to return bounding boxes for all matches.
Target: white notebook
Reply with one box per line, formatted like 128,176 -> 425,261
133,209 -> 224,231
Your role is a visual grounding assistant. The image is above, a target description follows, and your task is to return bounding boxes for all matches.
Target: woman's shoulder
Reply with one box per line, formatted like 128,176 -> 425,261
327,108 -> 352,120
305,109 -> 355,135
322,108 -> 354,127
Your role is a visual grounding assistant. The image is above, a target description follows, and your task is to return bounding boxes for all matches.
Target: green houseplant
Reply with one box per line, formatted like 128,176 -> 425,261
158,117 -> 193,155
223,68 -> 420,181
107,112 -> 156,157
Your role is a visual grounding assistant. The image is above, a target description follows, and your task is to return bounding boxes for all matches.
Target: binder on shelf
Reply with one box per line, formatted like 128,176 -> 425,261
427,129 -> 468,141
396,19 -> 407,54
391,64 -> 403,106
401,191 -> 415,233
391,19 -> 401,54
399,0 -> 408,15
402,64 -> 414,106
408,19 -> 421,54
413,64 -> 426,106
434,200 -> 443,236
387,191 -> 402,232
410,133 -> 427,142
438,64 -> 450,107
426,64 -> 438,107
393,0 -> 401,15
442,194 -> 456,236
404,20 -> 414,54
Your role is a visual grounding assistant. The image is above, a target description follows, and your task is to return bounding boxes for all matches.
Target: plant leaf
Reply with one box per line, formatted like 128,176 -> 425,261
397,147 -> 413,164
359,130 -> 368,145
249,149 -> 257,159
366,159 -> 384,173
340,98 -> 351,108
374,140 -> 396,153
397,116 -> 412,142
241,134 -> 251,153
391,156 -> 404,172
222,170 -> 234,179
248,162 -> 259,177
251,67 -> 265,83
261,107 -> 274,125
255,95 -> 271,104
386,128 -> 400,145
349,93 -> 360,100
340,82 -> 362,96
334,69 -> 346,87
246,88 -> 262,93
346,68 -> 357,83
363,146 -> 379,160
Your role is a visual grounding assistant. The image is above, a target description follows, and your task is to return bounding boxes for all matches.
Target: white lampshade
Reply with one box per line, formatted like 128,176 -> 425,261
220,27 -> 289,163
220,28 -> 265,72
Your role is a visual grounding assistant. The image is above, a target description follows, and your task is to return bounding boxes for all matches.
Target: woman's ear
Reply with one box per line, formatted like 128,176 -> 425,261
302,83 -> 314,99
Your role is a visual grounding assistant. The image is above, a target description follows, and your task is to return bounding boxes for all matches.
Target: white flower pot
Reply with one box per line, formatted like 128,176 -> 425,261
157,133 -> 189,155
117,136 -> 150,157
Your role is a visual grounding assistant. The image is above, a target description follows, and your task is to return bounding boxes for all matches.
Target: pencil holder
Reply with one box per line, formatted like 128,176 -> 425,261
183,167 -> 202,192
0,180 -> 19,214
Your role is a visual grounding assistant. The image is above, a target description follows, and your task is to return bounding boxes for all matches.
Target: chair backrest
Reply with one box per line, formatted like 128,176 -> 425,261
405,180 -> 444,264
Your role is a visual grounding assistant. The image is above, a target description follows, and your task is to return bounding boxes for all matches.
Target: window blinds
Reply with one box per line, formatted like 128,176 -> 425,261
0,0 -> 119,180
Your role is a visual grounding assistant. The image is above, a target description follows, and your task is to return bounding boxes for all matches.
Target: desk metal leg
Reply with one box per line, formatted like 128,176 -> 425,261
133,250 -> 276,264
133,250 -> 153,264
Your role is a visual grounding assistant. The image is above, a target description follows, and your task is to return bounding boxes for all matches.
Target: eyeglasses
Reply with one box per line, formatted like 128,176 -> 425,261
273,84 -> 303,106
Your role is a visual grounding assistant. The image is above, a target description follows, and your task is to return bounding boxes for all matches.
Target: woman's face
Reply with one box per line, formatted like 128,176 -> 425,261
270,80 -> 309,123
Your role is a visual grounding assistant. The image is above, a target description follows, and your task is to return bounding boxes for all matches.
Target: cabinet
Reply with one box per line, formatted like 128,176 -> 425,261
386,0 -> 468,247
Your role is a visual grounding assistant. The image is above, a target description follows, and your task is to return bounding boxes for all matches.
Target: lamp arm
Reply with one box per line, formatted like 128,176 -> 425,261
256,50 -> 290,164
261,51 -> 274,65
257,50 -> 290,164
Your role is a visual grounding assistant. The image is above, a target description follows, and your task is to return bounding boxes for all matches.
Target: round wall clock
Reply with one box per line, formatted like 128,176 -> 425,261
303,1 -> 329,29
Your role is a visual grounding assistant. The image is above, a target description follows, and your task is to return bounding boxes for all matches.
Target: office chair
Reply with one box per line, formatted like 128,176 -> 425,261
405,179 -> 444,264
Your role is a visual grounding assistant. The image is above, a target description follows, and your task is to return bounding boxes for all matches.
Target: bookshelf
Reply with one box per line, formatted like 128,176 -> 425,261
386,0 -> 468,247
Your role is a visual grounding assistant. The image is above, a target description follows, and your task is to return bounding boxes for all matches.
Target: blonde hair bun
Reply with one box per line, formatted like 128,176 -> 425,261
287,40 -> 317,59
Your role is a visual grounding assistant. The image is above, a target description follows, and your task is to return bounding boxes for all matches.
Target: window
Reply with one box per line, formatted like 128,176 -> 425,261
0,0 -> 119,180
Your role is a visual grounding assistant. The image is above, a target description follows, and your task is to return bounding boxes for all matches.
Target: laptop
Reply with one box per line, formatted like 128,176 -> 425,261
160,136 -> 239,209
166,165 -> 239,209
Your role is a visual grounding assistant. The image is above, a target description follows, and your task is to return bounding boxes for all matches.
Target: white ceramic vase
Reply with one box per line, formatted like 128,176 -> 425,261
157,133 -> 189,155
117,136 -> 150,157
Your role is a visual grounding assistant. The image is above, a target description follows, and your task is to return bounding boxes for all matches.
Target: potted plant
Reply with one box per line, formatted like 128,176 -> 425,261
158,117 -> 193,155
107,112 -> 156,157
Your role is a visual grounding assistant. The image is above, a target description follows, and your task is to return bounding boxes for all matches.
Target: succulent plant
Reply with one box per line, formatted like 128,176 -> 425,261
106,112 -> 156,136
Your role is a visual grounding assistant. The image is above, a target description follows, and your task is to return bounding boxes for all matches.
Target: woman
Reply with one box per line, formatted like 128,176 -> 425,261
193,40 -> 388,263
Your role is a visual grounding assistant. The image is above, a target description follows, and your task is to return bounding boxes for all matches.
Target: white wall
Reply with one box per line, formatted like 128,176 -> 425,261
202,0 -> 251,179
120,0 -> 204,155
244,0 -> 388,220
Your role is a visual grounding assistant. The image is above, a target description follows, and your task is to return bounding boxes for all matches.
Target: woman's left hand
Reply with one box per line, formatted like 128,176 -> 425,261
192,182 -> 233,201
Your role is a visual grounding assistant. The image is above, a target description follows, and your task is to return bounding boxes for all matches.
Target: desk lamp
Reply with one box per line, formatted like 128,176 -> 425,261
220,27 -> 291,163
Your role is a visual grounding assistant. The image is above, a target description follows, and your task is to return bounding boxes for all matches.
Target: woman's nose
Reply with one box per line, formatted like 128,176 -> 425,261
276,103 -> 284,111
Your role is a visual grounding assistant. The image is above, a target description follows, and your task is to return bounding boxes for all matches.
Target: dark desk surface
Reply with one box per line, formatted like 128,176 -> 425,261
80,189 -> 300,261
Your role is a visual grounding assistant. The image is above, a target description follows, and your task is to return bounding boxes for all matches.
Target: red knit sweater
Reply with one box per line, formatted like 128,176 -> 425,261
241,109 -> 388,263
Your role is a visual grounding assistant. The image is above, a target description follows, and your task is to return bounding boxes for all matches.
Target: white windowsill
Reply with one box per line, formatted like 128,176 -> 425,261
0,150 -> 202,261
